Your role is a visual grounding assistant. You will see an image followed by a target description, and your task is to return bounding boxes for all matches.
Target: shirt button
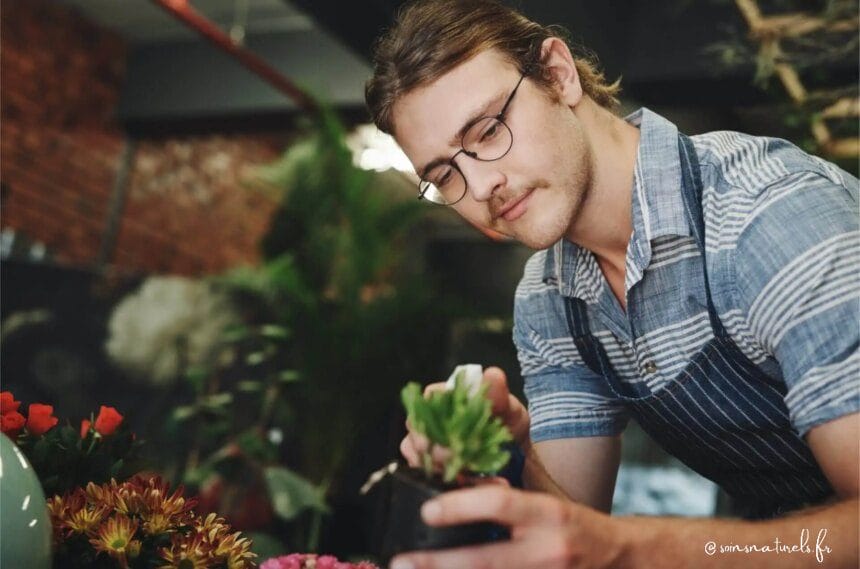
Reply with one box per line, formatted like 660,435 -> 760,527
643,361 -> 658,374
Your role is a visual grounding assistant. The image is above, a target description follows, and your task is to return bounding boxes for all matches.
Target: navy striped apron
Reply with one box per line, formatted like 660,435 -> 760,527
563,134 -> 834,519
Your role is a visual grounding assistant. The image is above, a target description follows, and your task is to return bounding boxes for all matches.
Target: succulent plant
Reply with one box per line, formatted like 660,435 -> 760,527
400,369 -> 512,483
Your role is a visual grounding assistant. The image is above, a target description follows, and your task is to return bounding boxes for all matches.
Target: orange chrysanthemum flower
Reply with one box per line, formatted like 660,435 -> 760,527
49,475 -> 254,568
90,514 -> 140,567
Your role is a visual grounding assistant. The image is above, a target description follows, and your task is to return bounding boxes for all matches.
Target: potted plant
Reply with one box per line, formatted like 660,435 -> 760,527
375,365 -> 513,562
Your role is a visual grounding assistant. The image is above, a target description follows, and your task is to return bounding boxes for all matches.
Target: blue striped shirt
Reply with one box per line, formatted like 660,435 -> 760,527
514,108 -> 859,443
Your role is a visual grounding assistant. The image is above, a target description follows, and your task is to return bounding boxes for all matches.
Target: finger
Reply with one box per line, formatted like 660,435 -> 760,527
469,476 -> 511,488
399,436 -> 420,467
483,367 -> 530,444
423,382 -> 447,397
482,366 -> 510,415
408,431 -> 430,455
420,486 -> 568,528
391,535 -> 557,569
430,444 -> 452,465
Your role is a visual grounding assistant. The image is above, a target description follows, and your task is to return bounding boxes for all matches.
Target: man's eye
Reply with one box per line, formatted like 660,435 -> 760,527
433,168 -> 453,187
480,123 -> 499,142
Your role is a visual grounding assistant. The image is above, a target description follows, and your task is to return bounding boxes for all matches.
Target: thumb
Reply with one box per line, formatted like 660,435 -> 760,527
483,366 -> 530,445
483,366 -> 510,415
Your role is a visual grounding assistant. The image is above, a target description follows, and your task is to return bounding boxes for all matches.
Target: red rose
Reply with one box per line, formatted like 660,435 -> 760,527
1,411 -> 26,438
94,406 -> 123,435
80,419 -> 91,439
26,403 -> 59,436
0,391 -> 21,414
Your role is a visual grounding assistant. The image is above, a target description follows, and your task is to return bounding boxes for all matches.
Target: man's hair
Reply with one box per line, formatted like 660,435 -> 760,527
365,0 -> 621,135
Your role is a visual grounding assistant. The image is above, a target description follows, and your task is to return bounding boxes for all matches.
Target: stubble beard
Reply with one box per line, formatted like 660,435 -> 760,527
514,143 -> 593,251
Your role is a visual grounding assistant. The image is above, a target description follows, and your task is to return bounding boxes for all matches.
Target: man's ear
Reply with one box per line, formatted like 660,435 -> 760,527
539,37 -> 583,107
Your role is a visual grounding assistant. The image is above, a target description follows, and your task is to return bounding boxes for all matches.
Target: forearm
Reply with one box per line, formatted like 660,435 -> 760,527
521,440 -> 572,500
617,498 -> 858,568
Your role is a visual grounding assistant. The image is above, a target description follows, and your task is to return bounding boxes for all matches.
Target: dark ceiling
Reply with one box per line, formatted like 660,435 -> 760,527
59,1 -> 858,134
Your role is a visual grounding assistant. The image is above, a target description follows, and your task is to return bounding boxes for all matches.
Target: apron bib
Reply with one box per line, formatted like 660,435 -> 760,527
563,134 -> 833,519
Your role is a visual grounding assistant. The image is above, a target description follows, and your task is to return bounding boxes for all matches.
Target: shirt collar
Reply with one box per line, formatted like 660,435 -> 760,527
542,107 -> 692,296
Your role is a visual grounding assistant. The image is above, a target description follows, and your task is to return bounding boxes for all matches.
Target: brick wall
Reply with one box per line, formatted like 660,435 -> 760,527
1,0 -> 126,266
1,0 -> 281,276
118,135 -> 282,274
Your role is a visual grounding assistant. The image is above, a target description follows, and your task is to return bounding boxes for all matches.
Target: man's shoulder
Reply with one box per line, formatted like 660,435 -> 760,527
691,130 -> 852,196
690,131 -> 856,254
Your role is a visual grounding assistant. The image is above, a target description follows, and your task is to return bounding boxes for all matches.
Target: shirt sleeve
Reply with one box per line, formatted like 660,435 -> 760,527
513,294 -> 629,441
733,169 -> 860,437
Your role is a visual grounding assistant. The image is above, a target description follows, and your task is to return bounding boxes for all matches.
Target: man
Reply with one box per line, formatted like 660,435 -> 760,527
364,1 -> 859,567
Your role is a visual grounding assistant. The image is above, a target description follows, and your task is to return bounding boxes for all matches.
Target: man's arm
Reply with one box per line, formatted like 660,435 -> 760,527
622,412 -> 859,568
392,413 -> 858,569
525,435 -> 621,512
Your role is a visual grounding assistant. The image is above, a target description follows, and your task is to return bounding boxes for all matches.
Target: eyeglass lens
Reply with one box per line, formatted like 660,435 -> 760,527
420,118 -> 513,205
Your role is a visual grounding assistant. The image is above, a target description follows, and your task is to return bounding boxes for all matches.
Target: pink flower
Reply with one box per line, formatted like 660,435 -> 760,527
260,554 -> 378,569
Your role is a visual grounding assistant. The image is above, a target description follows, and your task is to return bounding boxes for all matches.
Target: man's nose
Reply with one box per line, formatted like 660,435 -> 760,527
458,158 -> 505,202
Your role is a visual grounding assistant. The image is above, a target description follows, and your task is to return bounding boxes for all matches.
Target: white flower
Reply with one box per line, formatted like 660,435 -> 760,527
105,277 -> 240,386
445,364 -> 483,396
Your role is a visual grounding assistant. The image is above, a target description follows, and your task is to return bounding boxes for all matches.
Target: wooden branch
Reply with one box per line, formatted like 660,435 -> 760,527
733,0 -> 857,160
735,0 -> 764,28
755,14 -> 859,39
823,138 -> 860,158
820,97 -> 860,119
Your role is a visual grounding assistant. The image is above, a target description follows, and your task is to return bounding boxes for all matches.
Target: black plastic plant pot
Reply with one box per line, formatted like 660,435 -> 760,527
380,466 -> 510,564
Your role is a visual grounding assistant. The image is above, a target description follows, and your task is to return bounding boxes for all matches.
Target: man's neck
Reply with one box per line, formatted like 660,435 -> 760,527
564,99 -> 640,274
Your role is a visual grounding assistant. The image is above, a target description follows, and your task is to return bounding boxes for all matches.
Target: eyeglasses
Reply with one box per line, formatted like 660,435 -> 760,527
418,72 -> 527,206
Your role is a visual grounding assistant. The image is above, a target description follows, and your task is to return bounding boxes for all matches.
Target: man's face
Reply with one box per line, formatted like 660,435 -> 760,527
392,48 -> 593,249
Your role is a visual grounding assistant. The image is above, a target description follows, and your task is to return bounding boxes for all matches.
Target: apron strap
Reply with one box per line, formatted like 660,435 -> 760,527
563,133 -> 729,382
677,134 -> 728,338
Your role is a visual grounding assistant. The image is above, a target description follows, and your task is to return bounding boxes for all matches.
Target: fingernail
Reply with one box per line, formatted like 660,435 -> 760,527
390,558 -> 415,569
421,499 -> 441,522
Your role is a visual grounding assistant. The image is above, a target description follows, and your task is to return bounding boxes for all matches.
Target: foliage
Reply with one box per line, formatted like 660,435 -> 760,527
401,370 -> 512,483
1,391 -> 143,497
47,475 -> 255,569
224,102 -> 450,490
161,321 -> 328,552
703,0 -> 858,167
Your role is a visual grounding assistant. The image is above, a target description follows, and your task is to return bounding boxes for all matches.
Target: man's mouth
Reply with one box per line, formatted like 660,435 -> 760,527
495,189 -> 534,222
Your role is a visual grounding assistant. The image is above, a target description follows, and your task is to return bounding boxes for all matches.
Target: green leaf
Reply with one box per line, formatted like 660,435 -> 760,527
110,459 -> 124,478
260,324 -> 291,341
245,531 -> 287,560
246,351 -> 268,366
59,425 -> 79,450
222,324 -> 251,343
171,405 -> 198,422
399,375 -> 513,482
237,380 -> 263,392
202,393 -> 233,408
276,370 -> 301,384
185,365 -> 209,393
32,437 -> 50,464
264,466 -> 329,521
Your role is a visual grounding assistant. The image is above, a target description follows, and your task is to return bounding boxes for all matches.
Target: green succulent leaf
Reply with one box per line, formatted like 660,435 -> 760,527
400,375 -> 512,483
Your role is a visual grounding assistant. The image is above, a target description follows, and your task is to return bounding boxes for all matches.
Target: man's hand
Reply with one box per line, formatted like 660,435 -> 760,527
399,366 -> 531,470
389,485 -> 626,569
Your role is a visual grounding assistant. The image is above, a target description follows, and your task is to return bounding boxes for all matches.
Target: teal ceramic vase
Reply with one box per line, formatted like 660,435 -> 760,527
0,433 -> 52,569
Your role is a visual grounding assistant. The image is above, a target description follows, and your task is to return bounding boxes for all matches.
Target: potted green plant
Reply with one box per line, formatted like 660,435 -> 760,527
375,366 -> 513,562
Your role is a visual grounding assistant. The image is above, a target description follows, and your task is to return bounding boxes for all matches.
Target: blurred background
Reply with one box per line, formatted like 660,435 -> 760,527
1,0 -> 857,561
